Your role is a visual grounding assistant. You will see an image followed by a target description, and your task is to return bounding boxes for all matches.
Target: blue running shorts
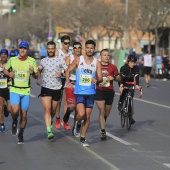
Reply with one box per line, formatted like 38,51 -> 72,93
10,92 -> 30,111
75,94 -> 94,108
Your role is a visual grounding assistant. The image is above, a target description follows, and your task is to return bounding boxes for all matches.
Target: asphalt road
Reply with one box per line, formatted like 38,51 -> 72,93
0,77 -> 170,170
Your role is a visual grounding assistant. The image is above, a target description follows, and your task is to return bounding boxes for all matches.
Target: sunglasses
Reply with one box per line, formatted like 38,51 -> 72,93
73,46 -> 81,49
63,42 -> 70,45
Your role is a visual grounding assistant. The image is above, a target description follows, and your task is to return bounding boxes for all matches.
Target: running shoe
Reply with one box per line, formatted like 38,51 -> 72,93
61,120 -> 70,130
0,125 -> 5,132
18,135 -> 24,144
80,139 -> 89,147
12,122 -> 18,136
74,122 -> 81,137
55,118 -> 60,129
47,132 -> 54,140
101,131 -> 107,140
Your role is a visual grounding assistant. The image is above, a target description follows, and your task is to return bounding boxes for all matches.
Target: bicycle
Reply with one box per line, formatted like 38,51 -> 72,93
120,86 -> 142,130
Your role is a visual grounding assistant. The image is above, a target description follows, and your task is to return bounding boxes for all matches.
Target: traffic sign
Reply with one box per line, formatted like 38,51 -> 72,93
74,34 -> 82,42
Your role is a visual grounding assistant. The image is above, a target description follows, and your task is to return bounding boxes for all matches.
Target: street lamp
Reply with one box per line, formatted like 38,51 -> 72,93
124,0 -> 128,49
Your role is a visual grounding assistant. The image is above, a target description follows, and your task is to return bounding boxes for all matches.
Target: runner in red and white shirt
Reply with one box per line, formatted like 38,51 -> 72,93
95,49 -> 120,140
62,42 -> 82,133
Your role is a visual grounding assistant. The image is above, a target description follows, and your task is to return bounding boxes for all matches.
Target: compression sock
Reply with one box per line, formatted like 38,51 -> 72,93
104,116 -> 107,122
63,108 -> 71,123
19,128 -> 24,136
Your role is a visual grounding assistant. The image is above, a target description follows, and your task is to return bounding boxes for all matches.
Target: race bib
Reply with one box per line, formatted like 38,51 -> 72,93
79,74 -> 92,86
15,70 -> 28,82
100,77 -> 110,87
0,79 -> 7,88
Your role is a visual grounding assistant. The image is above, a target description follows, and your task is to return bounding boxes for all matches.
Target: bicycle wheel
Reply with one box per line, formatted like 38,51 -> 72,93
126,98 -> 132,130
121,111 -> 126,128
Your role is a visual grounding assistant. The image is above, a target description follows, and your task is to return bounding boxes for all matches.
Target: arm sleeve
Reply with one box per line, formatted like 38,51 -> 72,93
135,66 -> 140,85
119,66 -> 125,85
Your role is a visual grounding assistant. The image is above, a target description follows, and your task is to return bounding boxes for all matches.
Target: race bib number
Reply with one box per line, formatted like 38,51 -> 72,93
79,74 -> 92,86
100,77 -> 110,87
0,79 -> 7,88
15,71 -> 27,82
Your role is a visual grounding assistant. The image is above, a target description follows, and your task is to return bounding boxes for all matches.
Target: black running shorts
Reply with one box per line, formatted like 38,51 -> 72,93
40,87 -> 62,101
94,89 -> 115,105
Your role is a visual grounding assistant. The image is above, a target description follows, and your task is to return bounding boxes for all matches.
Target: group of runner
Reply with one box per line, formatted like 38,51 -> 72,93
0,35 -> 141,146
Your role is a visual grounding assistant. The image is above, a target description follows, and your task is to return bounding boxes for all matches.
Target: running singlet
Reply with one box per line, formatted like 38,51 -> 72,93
0,67 -> 8,89
58,49 -> 72,77
96,63 -> 119,91
69,54 -> 76,82
5,56 -> 37,95
143,54 -> 152,67
40,56 -> 67,90
74,55 -> 97,95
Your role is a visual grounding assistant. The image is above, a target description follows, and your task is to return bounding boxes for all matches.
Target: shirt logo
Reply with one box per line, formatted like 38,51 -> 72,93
80,62 -> 84,66
81,68 -> 92,74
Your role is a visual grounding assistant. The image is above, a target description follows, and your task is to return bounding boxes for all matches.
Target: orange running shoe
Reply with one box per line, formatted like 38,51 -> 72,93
55,118 -> 60,129
62,120 -> 70,130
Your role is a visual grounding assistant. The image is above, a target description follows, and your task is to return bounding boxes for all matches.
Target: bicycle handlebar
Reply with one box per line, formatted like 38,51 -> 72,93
120,86 -> 143,98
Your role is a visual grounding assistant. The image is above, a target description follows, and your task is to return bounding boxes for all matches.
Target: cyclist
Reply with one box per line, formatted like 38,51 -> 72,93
117,54 -> 141,124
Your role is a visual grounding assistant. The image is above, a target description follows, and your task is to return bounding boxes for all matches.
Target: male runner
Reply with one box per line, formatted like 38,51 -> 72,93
66,40 -> 102,147
4,40 -> 38,144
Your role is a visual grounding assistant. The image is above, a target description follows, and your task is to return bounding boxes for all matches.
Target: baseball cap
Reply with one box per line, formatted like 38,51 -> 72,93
19,40 -> 29,49
0,49 -> 8,55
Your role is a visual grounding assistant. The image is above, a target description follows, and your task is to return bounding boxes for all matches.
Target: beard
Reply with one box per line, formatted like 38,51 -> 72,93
48,52 -> 55,57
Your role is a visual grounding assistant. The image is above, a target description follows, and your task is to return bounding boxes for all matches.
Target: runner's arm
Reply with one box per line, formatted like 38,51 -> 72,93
65,57 -> 79,84
96,60 -> 103,83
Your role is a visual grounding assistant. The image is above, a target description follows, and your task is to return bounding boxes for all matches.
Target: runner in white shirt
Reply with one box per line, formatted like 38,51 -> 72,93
37,41 -> 67,140
141,50 -> 153,87
54,35 -> 72,130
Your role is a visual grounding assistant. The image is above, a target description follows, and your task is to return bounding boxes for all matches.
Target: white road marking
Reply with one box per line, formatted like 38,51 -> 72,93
106,132 -> 132,145
115,92 -> 170,109
71,114 -> 132,146
29,113 -> 120,170
30,94 -> 36,98
163,163 -> 170,168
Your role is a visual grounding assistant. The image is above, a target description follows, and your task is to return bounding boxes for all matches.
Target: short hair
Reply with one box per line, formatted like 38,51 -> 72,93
100,49 -> 109,55
61,35 -> 70,42
47,41 -> 56,48
73,42 -> 82,47
85,40 -> 96,48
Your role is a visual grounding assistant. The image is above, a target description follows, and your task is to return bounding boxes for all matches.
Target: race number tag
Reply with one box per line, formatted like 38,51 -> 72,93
79,74 -> 92,86
15,71 -> 27,82
101,77 -> 110,87
0,79 -> 7,88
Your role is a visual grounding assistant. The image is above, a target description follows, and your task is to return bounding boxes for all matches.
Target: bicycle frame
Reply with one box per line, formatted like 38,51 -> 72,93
121,87 -> 134,130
